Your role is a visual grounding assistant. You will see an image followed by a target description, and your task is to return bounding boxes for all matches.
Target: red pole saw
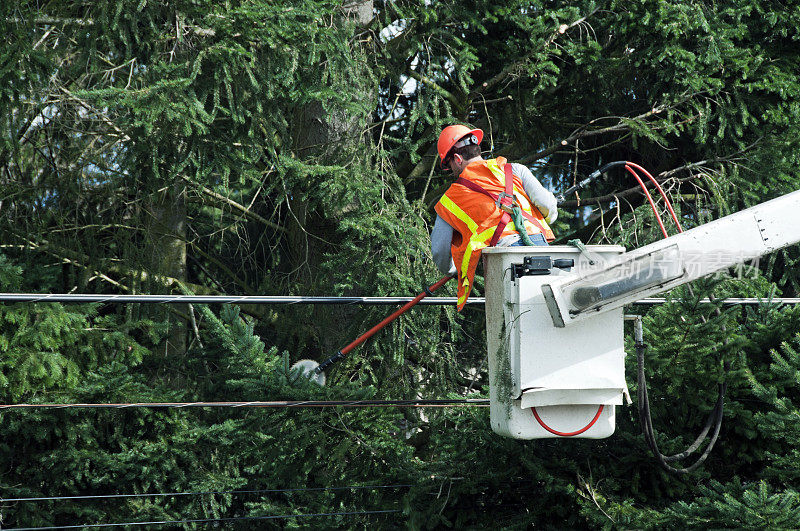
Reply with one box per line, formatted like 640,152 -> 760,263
291,274 -> 454,386
289,167 -> 603,386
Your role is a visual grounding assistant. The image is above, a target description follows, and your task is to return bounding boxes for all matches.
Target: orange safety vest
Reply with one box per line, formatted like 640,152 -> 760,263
434,157 -> 555,310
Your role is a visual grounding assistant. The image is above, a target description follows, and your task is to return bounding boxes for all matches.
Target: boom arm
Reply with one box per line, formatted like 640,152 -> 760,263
543,190 -> 800,327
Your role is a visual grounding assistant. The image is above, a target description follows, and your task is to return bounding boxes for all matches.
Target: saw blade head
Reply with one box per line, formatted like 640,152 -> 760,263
290,359 -> 326,386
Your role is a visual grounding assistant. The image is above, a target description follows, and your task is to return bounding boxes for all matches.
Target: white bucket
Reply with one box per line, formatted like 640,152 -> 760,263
483,245 -> 627,439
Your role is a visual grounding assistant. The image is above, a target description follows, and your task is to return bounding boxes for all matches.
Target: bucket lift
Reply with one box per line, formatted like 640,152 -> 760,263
484,189 -> 800,440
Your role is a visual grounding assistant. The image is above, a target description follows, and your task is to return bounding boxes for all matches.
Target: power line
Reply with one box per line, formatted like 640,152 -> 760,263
0,399 -> 490,410
0,293 -> 469,305
634,297 -> 800,306
2,484 -> 411,503
5,509 -> 401,530
0,293 -> 797,306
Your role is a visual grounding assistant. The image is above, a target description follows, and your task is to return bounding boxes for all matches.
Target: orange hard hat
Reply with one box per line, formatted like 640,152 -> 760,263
437,125 -> 484,165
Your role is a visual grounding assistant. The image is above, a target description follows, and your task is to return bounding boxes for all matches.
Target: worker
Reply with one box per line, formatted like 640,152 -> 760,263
431,124 -> 558,310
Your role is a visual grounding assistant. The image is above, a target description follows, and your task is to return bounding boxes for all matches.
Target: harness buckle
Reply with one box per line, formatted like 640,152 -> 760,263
495,192 -> 516,214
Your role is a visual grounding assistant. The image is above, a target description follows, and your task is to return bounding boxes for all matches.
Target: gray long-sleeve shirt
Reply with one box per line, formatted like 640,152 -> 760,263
431,162 -> 557,275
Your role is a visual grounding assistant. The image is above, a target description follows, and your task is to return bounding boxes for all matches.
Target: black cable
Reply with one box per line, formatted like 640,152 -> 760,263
555,161 -> 627,203
0,293 -> 471,305
634,295 -> 729,474
4,509 -> 401,530
637,342 -> 726,474
635,298 -> 800,306
2,484 -> 412,503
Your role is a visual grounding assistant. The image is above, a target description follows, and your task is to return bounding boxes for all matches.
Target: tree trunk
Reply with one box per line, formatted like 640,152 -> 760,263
287,0 -> 374,355
144,181 -> 188,357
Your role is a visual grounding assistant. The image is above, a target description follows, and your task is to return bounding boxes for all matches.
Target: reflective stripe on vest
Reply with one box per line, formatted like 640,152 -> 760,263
434,158 -> 555,310
438,194 -> 495,305
454,172 -> 552,243
459,227 -> 495,307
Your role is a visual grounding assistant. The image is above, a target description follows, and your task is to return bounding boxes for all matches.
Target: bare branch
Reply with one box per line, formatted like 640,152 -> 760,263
8,17 -> 95,26
519,104 -> 672,164
406,69 -> 461,107
181,175 -> 288,234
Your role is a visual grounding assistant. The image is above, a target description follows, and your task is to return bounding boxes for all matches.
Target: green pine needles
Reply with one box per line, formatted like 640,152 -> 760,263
2,0 -> 800,527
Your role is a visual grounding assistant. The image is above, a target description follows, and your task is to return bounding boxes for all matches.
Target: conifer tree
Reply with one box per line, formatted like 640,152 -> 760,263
2,0 -> 800,527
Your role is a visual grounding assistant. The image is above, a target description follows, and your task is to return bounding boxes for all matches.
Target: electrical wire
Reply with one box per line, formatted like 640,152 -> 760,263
635,297 -> 800,306
0,293 -> 796,306
0,399 -> 490,410
4,509 -> 401,530
0,293 -> 472,305
1,484 -> 412,503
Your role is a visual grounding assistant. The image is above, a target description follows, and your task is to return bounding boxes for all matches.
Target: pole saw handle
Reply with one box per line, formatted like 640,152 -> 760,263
314,274 -> 455,373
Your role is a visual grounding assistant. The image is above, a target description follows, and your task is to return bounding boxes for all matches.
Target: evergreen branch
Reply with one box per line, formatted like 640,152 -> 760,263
10,16 -> 217,37
406,69 -> 462,108
0,104 -> 50,168
3,233 -> 273,322
518,104 -> 672,164
403,153 -> 439,191
186,239 -> 257,296
477,9 -> 599,95
1,241 -> 128,292
180,175 -> 288,234
57,87 -> 131,142
2,227 -> 191,294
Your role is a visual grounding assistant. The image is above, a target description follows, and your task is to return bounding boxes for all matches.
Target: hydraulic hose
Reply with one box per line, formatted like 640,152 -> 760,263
555,161 -> 728,466
555,161 -> 627,203
619,163 -> 729,474
635,316 -> 728,474
531,405 -> 605,437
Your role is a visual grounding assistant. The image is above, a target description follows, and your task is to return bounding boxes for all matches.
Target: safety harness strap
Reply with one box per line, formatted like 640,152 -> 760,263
454,163 -> 548,246
493,163 -> 514,246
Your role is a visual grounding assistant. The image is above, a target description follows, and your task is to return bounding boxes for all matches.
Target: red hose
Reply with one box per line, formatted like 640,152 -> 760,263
531,405 -> 605,437
626,162 -> 684,233
624,165 -> 670,239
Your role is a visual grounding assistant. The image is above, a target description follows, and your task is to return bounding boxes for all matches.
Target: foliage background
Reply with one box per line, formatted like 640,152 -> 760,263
1,0 -> 800,527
